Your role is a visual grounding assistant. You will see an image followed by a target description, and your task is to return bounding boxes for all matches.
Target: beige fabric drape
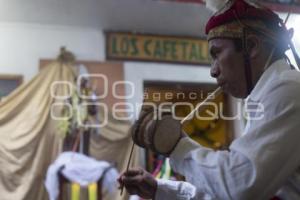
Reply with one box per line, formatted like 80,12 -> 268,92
0,60 -> 139,200
0,62 -> 74,200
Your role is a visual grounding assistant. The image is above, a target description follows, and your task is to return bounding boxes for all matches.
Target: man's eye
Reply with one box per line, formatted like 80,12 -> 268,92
210,48 -> 221,60
211,53 -> 217,59
210,51 -> 218,59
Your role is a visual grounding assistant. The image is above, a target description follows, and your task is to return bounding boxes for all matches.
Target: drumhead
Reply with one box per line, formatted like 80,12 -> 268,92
151,115 -> 181,155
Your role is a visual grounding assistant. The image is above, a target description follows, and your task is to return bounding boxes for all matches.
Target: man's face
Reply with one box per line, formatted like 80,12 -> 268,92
208,38 -> 248,98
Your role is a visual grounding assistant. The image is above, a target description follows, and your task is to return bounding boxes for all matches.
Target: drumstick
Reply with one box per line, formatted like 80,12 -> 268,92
120,141 -> 135,195
120,102 -> 149,195
180,87 -> 222,124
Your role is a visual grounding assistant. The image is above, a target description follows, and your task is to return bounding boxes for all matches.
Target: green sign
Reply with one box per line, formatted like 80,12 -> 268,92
106,32 -> 210,65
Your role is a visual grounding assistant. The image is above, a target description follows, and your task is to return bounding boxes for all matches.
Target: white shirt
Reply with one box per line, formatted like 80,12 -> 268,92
155,59 -> 300,200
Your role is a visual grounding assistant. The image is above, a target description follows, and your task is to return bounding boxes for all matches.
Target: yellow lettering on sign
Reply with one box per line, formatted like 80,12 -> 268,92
107,32 -> 210,65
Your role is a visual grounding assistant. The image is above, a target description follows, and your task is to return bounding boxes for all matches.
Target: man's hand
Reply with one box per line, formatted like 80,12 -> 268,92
118,168 -> 157,199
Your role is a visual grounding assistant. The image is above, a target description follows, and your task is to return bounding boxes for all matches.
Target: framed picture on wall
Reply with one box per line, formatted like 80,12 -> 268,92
0,74 -> 23,100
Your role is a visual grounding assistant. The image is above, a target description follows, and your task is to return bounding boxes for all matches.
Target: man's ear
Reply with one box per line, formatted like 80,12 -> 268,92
246,35 -> 260,59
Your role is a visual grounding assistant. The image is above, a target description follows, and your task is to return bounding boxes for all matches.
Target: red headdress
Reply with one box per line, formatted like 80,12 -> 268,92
205,0 -> 289,51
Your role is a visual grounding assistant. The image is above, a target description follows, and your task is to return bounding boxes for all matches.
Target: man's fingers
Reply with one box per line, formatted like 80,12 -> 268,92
123,168 -> 144,176
117,175 -> 124,186
124,185 -> 140,195
122,179 -> 141,195
117,176 -> 122,182
122,175 -> 143,185
119,169 -> 156,199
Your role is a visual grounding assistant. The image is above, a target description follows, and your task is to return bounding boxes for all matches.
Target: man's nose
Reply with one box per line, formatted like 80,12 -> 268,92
210,63 -> 220,78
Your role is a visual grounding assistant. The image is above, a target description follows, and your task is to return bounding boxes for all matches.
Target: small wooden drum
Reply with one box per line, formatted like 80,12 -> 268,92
131,108 -> 182,155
